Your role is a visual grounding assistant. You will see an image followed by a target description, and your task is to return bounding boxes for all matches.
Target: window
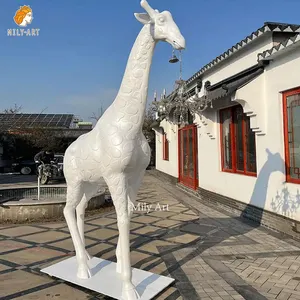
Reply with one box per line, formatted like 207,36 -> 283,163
283,87 -> 300,183
163,133 -> 169,161
220,105 -> 257,176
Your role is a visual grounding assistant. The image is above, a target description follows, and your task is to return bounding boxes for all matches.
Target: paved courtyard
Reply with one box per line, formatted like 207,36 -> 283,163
1,172 -> 300,300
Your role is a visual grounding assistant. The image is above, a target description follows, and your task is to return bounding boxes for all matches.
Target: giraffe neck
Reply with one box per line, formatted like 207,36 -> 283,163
113,24 -> 156,130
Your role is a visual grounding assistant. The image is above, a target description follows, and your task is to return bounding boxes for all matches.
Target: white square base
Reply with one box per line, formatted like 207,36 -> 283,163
41,256 -> 175,300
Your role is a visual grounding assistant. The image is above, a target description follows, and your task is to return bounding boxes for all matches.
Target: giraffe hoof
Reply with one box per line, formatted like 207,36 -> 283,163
122,283 -> 140,300
77,264 -> 91,279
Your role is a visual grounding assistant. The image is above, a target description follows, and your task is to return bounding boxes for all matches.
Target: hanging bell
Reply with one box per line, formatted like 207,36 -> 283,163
169,49 -> 179,63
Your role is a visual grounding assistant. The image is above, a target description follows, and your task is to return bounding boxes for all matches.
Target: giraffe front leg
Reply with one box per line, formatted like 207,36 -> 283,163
116,205 -> 133,274
116,236 -> 122,274
118,213 -> 140,300
116,181 -> 140,275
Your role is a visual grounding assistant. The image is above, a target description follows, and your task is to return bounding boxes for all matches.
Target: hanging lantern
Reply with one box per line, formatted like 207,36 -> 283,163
169,49 -> 179,63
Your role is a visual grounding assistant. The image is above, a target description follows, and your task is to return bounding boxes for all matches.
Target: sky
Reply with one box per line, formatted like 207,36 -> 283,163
0,0 -> 300,122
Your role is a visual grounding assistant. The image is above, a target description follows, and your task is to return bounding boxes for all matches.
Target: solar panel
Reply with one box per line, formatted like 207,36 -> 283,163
0,113 -> 74,130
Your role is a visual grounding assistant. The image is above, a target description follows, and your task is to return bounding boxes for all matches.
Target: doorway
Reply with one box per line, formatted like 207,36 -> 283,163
178,124 -> 198,190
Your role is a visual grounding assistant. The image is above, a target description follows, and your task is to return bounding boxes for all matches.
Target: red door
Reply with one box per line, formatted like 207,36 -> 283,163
178,125 -> 198,190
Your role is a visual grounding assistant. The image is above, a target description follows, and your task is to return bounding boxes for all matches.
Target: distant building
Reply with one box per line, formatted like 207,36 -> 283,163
0,113 -> 92,137
76,122 -> 93,130
0,113 -> 93,171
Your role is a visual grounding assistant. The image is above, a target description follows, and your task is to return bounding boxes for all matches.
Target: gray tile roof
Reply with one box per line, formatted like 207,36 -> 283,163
257,33 -> 300,60
197,67 -> 265,103
186,22 -> 300,85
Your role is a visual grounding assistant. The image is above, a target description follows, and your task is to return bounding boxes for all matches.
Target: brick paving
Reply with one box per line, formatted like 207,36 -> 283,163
1,172 -> 300,299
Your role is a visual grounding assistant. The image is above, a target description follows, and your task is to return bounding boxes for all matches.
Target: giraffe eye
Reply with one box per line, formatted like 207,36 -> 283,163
158,17 -> 165,24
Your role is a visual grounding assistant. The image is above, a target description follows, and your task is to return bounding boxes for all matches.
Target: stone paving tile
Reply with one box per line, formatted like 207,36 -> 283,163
153,219 -> 182,228
86,242 -> 113,257
156,286 -> 182,299
0,270 -> 52,297
1,239 -> 30,252
21,230 -> 69,243
3,246 -> 65,265
130,250 -> 152,266
108,233 -> 140,245
0,263 -> 12,272
1,225 -> 44,237
133,225 -> 164,236
184,210 -> 198,216
2,172 -> 300,300
105,212 -> 117,219
165,233 -> 199,244
138,240 -> 177,254
39,222 -> 67,229
147,210 -> 178,218
106,221 -> 143,230
85,228 -> 119,240
168,205 -> 189,213
132,215 -> 161,224
170,213 -> 199,221
86,217 -> 117,226
59,223 -> 98,233
49,237 -> 96,251
20,283 -> 91,299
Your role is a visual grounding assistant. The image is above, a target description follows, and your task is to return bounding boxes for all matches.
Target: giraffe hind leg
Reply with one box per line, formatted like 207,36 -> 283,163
64,183 -> 91,279
76,192 -> 92,261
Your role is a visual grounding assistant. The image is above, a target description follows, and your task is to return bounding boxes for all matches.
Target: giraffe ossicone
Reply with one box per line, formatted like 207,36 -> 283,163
62,1 -> 185,299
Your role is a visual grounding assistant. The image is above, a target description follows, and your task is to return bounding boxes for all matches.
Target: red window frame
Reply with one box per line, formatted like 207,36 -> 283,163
283,87 -> 300,184
163,133 -> 169,161
220,105 -> 257,176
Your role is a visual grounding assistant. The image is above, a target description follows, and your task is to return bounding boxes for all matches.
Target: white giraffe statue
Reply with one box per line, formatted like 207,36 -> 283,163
63,1 -> 185,299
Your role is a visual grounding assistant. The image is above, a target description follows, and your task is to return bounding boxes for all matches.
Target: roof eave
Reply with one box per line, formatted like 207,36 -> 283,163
186,22 -> 300,85
258,37 -> 300,61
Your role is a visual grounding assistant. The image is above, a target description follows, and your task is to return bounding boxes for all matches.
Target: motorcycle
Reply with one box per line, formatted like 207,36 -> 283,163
37,160 -> 64,184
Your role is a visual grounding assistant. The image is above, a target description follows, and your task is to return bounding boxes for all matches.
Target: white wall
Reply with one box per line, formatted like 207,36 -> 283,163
155,119 -> 179,178
263,48 -> 300,220
198,46 -> 300,221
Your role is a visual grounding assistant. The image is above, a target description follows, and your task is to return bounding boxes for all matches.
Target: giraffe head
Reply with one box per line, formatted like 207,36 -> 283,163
134,0 -> 186,50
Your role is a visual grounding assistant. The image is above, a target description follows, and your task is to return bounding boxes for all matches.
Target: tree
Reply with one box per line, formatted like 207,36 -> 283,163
15,128 -> 68,154
0,105 -> 66,160
142,105 -> 156,167
143,105 -> 155,142
3,104 -> 22,114
91,104 -> 106,122
0,105 -> 23,160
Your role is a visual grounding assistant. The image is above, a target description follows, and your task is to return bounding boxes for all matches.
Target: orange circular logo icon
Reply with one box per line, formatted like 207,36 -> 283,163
14,5 -> 33,27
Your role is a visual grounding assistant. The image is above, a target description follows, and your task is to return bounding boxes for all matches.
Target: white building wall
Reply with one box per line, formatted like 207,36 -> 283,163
155,31 -> 300,222
155,119 -> 179,178
198,48 -> 300,221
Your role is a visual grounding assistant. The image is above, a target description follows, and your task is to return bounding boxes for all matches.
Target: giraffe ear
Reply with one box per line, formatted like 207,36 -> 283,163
134,13 -> 152,24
